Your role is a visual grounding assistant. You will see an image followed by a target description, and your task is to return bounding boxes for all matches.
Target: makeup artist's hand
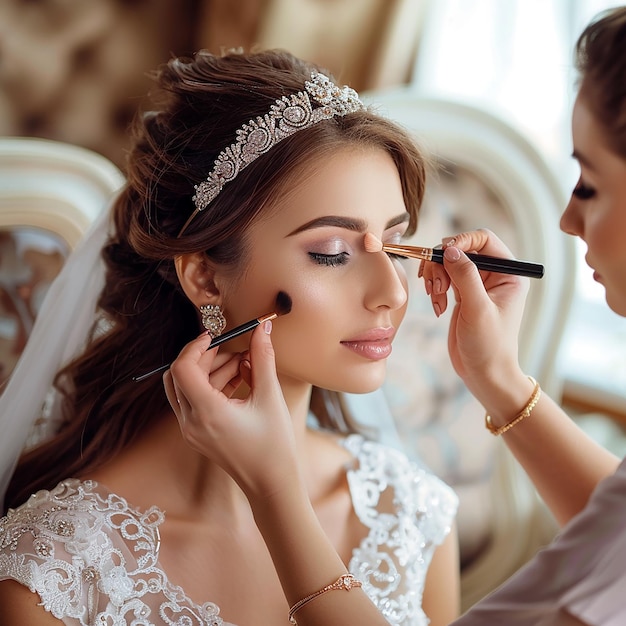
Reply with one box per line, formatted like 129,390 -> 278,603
163,322 -> 301,500
420,229 -> 529,395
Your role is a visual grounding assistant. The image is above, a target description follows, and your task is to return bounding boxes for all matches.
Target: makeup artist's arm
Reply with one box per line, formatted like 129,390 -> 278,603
163,324 -> 388,626
421,229 -> 619,526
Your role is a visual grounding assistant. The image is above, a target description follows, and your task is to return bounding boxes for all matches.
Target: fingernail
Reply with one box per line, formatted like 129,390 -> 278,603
433,301 -> 441,317
435,278 -> 442,294
263,320 -> 272,334
426,279 -> 433,296
444,246 -> 461,262
241,359 -> 251,371
443,237 -> 457,247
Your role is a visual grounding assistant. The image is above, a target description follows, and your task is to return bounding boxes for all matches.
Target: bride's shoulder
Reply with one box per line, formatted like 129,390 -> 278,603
2,478 -> 100,520
1,478 -> 162,551
341,432 -> 416,472
0,479 -> 110,580
308,429 -> 416,473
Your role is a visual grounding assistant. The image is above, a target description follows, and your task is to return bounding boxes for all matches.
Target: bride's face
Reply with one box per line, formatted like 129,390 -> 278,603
219,147 -> 410,395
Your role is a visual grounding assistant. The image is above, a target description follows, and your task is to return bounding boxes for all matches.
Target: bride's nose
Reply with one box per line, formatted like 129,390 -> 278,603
363,251 -> 408,312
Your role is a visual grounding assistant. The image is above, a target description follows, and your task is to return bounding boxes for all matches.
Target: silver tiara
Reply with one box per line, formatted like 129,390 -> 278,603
181,72 -> 365,233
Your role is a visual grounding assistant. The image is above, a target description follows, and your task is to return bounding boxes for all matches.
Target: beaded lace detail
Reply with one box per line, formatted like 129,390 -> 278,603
0,435 -> 457,625
343,435 -> 458,625
0,480 -> 227,625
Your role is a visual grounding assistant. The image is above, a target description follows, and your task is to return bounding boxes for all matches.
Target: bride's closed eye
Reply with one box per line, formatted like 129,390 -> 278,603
308,251 -> 350,267
307,235 -> 352,267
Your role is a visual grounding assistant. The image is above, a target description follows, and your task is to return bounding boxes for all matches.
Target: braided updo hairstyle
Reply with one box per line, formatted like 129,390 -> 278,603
6,49 -> 426,511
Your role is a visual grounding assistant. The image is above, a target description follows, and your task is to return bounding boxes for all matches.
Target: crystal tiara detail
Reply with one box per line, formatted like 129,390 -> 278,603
180,72 -> 366,234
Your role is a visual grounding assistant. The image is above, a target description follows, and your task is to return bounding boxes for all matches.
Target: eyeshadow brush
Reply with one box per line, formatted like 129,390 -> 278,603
132,291 -> 292,382
364,233 -> 544,279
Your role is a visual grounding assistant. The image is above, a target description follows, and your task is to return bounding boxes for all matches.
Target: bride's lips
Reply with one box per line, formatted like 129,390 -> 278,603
340,327 -> 395,360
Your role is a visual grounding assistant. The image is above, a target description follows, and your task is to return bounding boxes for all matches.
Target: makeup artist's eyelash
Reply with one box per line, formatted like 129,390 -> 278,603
572,182 -> 596,200
309,252 -> 350,267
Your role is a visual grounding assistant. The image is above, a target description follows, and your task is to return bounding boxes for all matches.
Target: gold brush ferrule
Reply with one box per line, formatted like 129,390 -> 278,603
258,312 -> 279,324
382,244 -> 433,261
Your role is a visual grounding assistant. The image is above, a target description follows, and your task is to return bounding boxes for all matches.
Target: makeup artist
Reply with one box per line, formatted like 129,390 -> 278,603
0,49 -> 459,625
421,6 -> 626,625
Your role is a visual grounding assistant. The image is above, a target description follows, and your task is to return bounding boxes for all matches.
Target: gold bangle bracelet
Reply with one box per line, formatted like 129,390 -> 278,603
288,574 -> 362,625
485,376 -> 541,436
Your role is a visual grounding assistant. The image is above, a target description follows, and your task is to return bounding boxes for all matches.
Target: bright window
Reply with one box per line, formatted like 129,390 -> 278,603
414,0 -> 626,412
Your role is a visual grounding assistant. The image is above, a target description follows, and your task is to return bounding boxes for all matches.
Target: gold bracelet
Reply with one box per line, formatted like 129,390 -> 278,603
485,376 -> 541,436
288,574 -> 362,624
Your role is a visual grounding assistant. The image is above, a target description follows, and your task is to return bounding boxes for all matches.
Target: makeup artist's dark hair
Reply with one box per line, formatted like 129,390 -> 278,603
575,5 -> 626,158
5,49 -> 426,511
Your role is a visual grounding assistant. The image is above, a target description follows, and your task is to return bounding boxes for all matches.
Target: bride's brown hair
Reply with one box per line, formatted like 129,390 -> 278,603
5,49 -> 426,512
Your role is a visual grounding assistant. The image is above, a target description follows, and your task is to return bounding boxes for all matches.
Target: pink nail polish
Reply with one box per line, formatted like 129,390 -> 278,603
444,246 -> 461,262
263,320 -> 272,334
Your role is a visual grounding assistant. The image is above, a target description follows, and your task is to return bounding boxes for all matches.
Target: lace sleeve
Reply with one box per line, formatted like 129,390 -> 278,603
343,434 -> 458,626
0,480 -> 226,626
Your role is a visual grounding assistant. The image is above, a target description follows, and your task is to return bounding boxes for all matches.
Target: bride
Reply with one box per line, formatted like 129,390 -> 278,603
0,49 -> 458,625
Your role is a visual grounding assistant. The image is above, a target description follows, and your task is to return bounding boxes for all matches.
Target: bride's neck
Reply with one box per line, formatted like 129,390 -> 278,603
87,382 -> 315,519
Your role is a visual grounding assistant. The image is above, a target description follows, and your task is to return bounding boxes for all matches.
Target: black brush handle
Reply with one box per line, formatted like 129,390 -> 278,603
431,248 -> 544,278
133,318 -> 262,382
208,318 -> 261,348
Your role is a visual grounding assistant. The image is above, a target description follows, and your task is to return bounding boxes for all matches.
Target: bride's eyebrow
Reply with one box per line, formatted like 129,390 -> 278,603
287,212 -> 409,236
287,216 -> 366,236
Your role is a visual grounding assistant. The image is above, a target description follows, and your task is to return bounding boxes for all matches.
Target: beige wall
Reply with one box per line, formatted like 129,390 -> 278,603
0,0 -> 429,168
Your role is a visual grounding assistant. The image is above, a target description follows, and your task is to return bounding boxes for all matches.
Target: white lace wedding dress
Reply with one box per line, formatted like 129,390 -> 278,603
0,434 -> 457,625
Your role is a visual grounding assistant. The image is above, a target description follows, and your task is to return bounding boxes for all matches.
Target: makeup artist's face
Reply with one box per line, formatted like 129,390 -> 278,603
221,146 -> 410,394
561,94 -> 626,316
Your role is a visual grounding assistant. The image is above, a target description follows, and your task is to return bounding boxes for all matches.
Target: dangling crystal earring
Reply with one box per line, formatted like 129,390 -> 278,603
200,304 -> 226,338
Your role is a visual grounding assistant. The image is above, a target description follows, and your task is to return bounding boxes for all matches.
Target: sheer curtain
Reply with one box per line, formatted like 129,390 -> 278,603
412,0 -> 626,414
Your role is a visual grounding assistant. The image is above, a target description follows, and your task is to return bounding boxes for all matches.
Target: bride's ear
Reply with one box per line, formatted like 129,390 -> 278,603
174,253 -> 221,307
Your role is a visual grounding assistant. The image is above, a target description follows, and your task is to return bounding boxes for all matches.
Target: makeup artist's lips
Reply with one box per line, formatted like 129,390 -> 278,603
341,327 -> 395,361
587,259 -> 603,283
585,255 -> 600,280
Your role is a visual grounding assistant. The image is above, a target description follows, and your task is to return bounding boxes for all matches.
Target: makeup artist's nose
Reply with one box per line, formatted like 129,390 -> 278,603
560,196 -> 584,237
364,252 -> 408,311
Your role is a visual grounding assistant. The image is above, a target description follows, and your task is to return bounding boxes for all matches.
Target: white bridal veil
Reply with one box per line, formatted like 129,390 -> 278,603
0,203 -> 114,509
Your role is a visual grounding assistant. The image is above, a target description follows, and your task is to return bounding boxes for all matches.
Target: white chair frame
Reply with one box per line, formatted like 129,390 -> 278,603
0,137 -> 124,249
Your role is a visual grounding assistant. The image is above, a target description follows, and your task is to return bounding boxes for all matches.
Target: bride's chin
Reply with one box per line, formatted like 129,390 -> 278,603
336,372 -> 387,396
